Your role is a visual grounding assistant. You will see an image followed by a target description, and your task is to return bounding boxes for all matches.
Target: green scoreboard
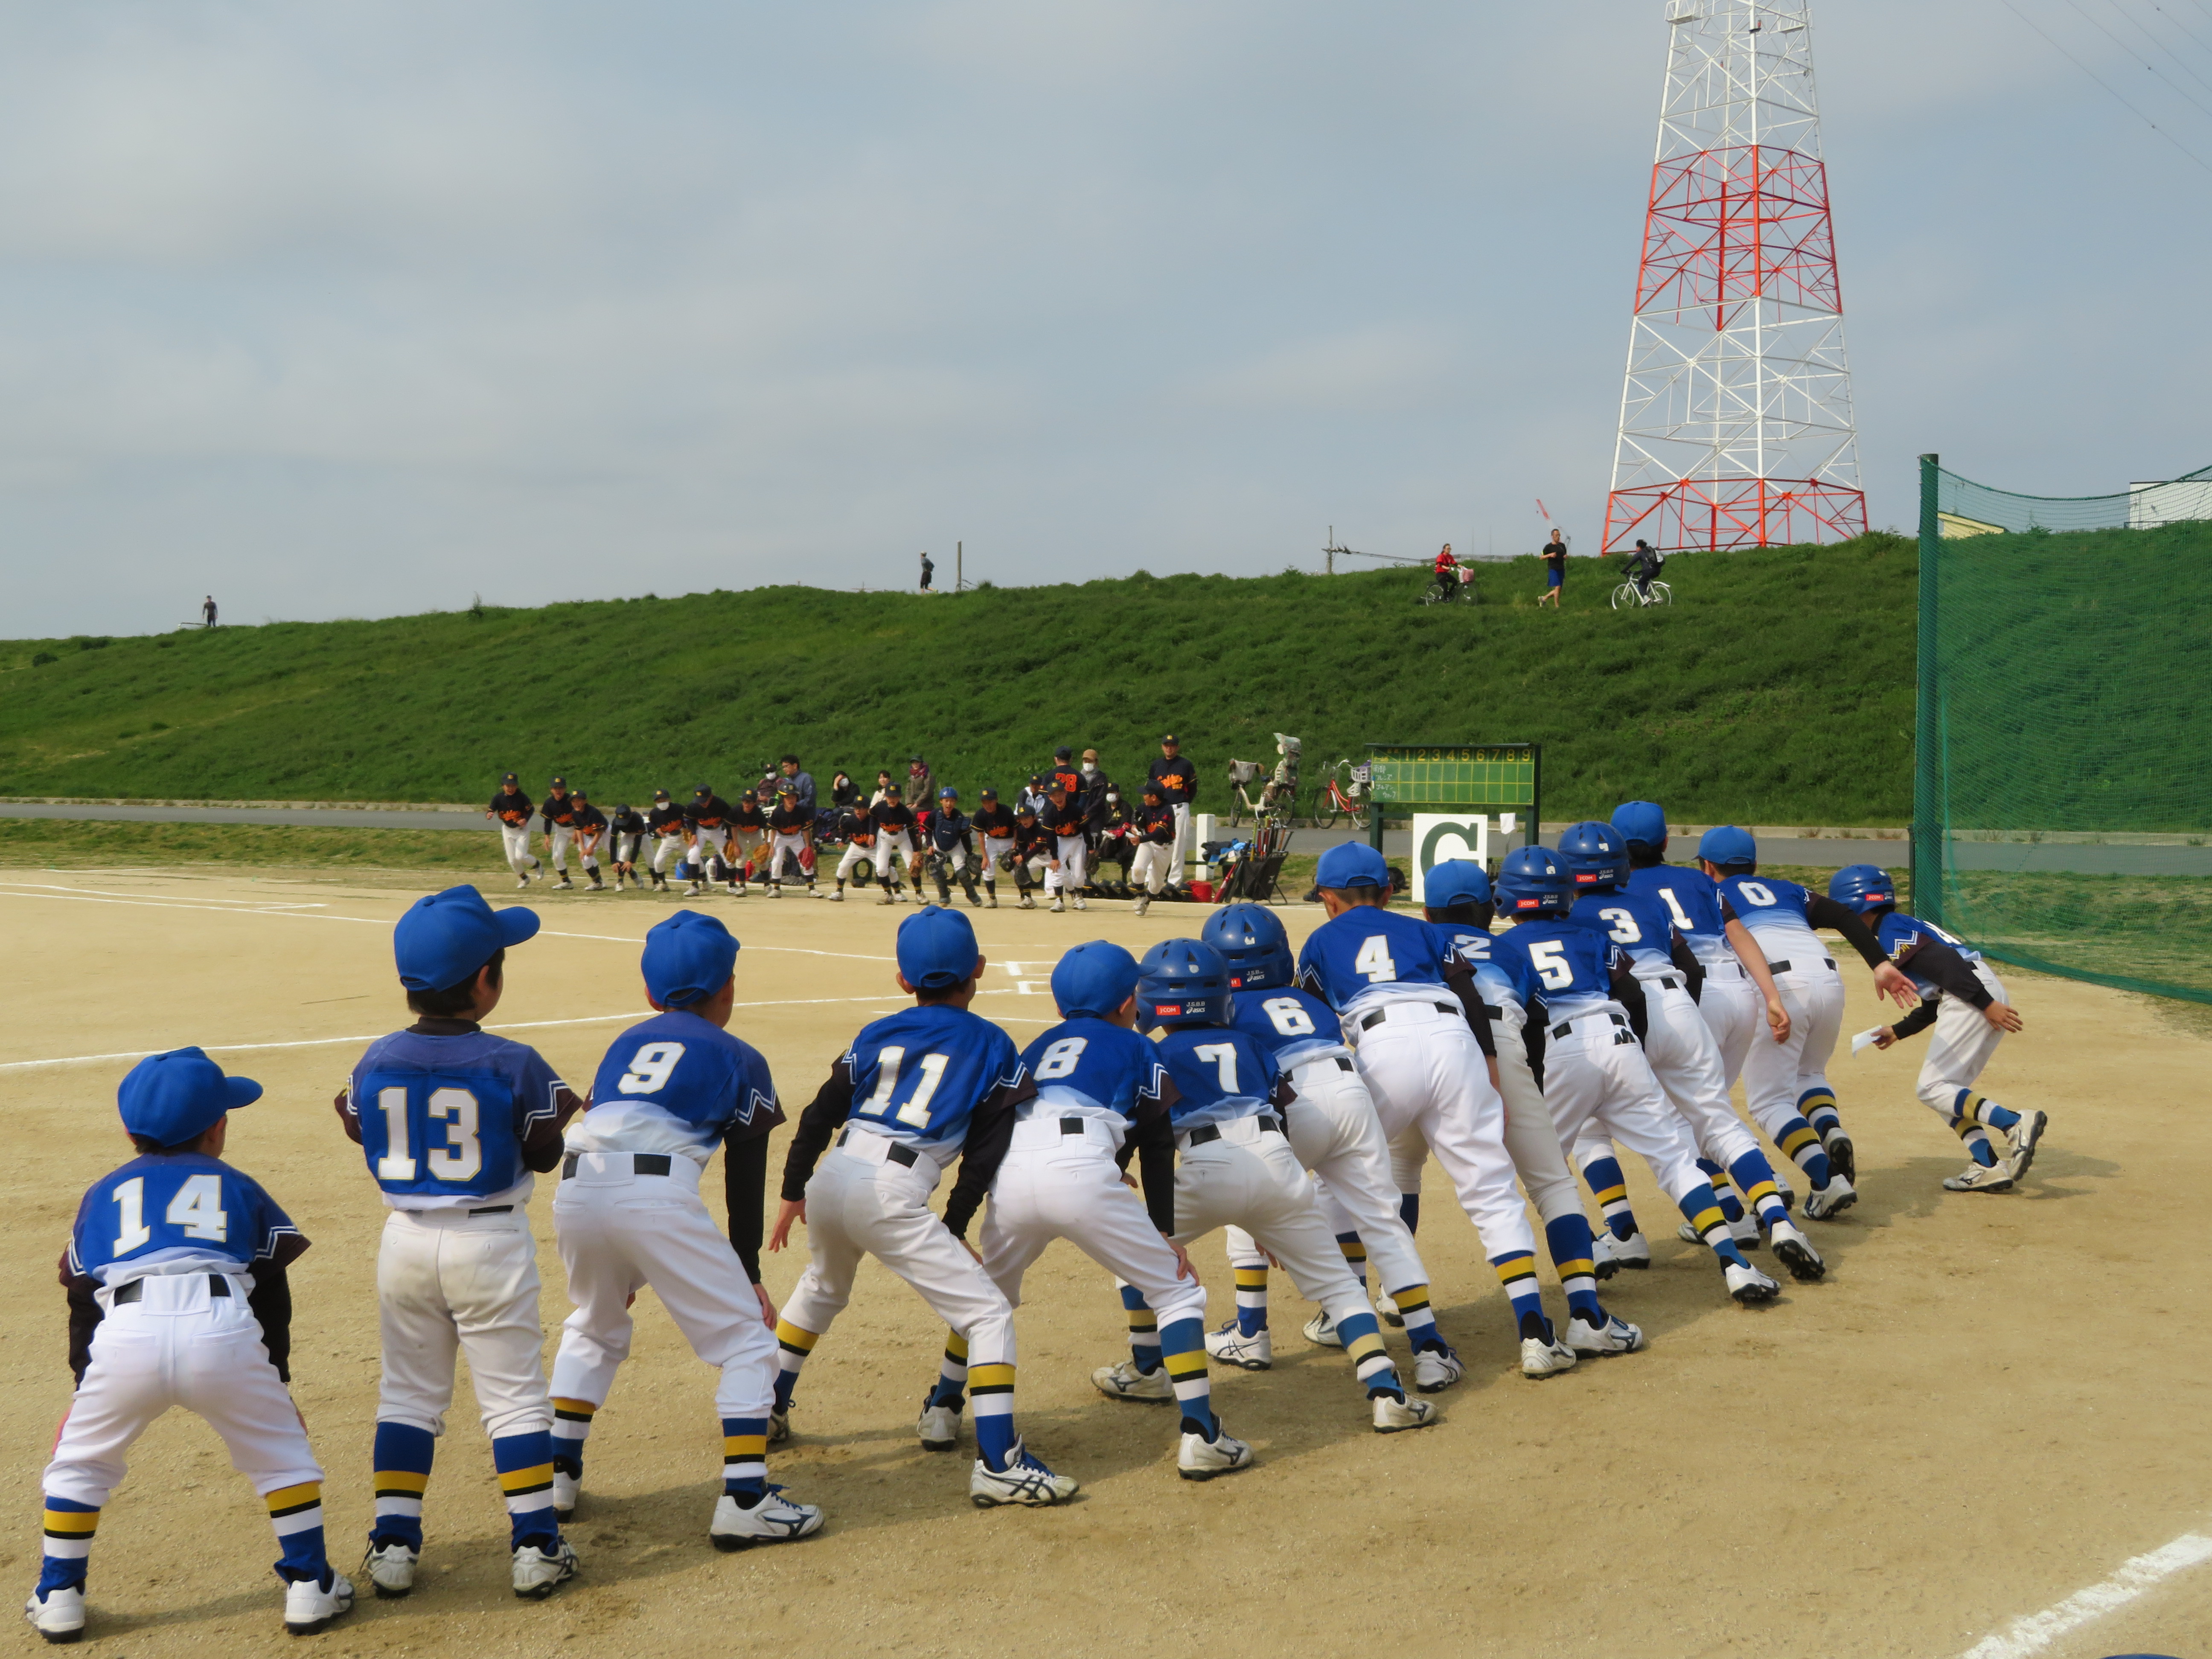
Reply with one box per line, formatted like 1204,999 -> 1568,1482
1363,742 -> 1542,855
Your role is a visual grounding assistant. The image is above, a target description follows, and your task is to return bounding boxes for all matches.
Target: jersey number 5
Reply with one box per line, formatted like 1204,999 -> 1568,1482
1527,940 -> 1575,990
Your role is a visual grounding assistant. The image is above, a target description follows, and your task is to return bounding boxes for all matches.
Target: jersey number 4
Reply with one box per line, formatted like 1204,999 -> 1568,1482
111,1173 -> 228,1253
1353,937 -> 1397,984
859,1046 -> 951,1129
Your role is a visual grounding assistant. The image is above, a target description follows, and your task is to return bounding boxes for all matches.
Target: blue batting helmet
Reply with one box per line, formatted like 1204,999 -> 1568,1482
1494,846 -> 1572,918
1698,825 -> 1758,870
1826,864 -> 1898,914
1136,938 -> 1232,1031
1202,903 -> 1294,991
1610,800 -> 1668,850
1554,820 -> 1630,891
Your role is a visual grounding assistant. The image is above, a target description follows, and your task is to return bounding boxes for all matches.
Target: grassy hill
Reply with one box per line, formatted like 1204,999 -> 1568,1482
0,537 -> 1933,824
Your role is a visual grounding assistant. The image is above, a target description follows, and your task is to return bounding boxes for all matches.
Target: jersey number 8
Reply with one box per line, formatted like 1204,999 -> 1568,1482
1033,1037 -> 1087,1080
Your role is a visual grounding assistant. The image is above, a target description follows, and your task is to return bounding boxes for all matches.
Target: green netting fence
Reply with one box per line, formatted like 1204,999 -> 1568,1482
1914,454 -> 2212,1003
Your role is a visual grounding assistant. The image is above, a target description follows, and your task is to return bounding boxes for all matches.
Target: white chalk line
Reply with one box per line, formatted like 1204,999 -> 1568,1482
1959,1529 -> 2212,1658
0,988 -> 1041,1073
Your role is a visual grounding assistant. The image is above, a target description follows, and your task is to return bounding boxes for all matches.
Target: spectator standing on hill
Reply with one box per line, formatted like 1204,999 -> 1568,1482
1539,530 -> 1568,609
201,595 -> 218,629
919,551 -> 934,591
1148,734 -> 1199,883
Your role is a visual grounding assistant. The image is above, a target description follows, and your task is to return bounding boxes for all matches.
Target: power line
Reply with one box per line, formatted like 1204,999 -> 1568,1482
2000,0 -> 2212,178
2060,0 -> 2212,124
2108,0 -> 2212,99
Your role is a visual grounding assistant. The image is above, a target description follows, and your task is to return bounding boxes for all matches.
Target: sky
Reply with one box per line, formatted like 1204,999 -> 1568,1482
3,0 -> 2209,639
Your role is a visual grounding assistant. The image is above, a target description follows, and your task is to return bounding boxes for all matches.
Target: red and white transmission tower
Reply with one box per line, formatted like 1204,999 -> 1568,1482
1603,0 -> 1866,553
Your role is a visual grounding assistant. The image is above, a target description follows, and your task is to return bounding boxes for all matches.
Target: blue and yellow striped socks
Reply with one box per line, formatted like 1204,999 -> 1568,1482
1232,1264 -> 1270,1337
1336,1311 -> 1405,1398
1697,1157 -> 1746,1224
1726,1150 -> 1791,1229
37,1499 -> 97,1593
370,1420 -> 435,1550
1774,1115 -> 1835,1186
1121,1284 -> 1162,1373
265,1481 -> 331,1583
1158,1316 -> 1217,1437
1542,1214 -> 1607,1326
969,1363 -> 1017,1472
1677,1183 -> 1750,1269
493,1430 -> 558,1549
1578,1152 -> 1642,1241
721,1417 -> 768,1504
1491,1250 -> 1551,1341
773,1319 -> 818,1411
1801,1088 -> 1846,1153
550,1396 -> 595,1487
927,1331 -> 969,1411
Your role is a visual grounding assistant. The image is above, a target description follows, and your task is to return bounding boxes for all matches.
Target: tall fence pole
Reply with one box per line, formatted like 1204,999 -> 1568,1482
1914,454 -> 1942,924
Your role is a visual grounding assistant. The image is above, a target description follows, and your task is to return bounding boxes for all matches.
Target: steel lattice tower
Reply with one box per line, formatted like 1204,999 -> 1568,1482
1603,0 -> 1866,553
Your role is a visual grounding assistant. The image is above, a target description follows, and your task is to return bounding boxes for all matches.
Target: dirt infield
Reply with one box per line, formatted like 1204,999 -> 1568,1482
3,867 -> 2206,1659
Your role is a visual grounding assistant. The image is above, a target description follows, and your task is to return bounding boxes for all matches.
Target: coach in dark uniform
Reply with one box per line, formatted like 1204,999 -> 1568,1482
1147,734 -> 1199,885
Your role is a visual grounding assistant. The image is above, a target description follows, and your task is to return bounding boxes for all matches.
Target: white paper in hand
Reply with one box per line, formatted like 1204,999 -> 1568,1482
1850,1027 -> 1884,1057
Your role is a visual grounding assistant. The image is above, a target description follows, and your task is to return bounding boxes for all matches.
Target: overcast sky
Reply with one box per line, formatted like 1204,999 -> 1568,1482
3,0 -> 2208,638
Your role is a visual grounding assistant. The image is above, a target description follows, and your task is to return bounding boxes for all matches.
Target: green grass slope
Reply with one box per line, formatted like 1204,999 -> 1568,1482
0,538 -> 1930,824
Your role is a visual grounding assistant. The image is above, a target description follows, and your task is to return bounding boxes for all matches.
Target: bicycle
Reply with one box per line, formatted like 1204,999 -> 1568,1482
1610,578 -> 1673,610
1308,759 -> 1371,830
1419,566 -> 1477,605
1225,759 -> 1298,830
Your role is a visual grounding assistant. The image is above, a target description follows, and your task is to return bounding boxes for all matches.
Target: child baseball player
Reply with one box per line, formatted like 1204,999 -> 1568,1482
571,789 -> 609,892
765,785 -> 816,897
730,790 -> 771,895
1827,865 -> 2046,1192
1295,842 -> 1583,1379
338,885 -> 582,1600
606,802 -> 646,891
646,789 -> 687,892
540,776 -> 580,890
1699,827 -> 1922,1217
547,911 -> 824,1549
868,782 -> 920,905
684,785 -> 736,898
1553,823 -> 1826,1281
1042,783 -> 1089,912
913,941 -> 1254,1480
488,771 -> 543,887
30,1049 -> 352,1642
768,907 -> 1079,1506
826,803 -> 879,901
1129,783 -> 1177,917
1010,803 -> 1053,909
971,786 -> 1015,909
1487,847 -> 1782,1307
1102,939 -> 1437,1433
926,786 -> 983,907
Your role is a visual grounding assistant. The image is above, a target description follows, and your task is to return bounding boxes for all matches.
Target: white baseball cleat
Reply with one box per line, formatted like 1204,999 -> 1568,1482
765,885 -> 781,899
969,1444 -> 1079,1508
876,891 -> 896,905
1765,1217 -> 1827,1281
361,1540 -> 418,1598
827,888 -> 844,901
23,1586 -> 85,1644
282,1571 -> 355,1636
985,893 -> 1000,909
1412,1346 -> 1465,1394
1565,1314 -> 1647,1356
1592,1231 -> 1650,1275
1823,1132 -> 1857,1186
1071,895 -> 1087,911
1017,895 -> 1036,910
1374,1290 -> 1404,1327
1519,1335 -> 1578,1379
1049,896 -> 1065,913
1775,1176 -> 1797,1211
1943,1160 -> 2015,1193
709,1488 -> 824,1551
1802,1173 -> 1858,1219
1371,1391 -> 1438,1433
2006,1110 -> 2048,1179
1132,896 -> 1150,917
1725,1261 -> 1782,1305
917,1400 -> 962,1451
511,1539 -> 578,1600
1091,1359 -> 1174,1402
515,873 -> 531,889
1177,1424 -> 1255,1481
1680,1218 -> 1761,1250
768,1407 -> 790,1443
552,1467 -> 579,1521
1301,1309 -> 1345,1348
1203,1321 -> 1272,1371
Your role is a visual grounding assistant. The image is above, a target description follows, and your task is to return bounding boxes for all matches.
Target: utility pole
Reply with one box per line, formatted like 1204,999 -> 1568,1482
956,541 -> 962,592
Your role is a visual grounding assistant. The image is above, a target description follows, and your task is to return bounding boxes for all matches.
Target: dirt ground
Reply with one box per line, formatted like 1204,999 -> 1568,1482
3,865 -> 2206,1659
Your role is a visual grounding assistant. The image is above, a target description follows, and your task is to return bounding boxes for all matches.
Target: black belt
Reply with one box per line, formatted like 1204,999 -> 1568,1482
1059,1117 -> 1091,1134
1359,1002 -> 1459,1031
837,1128 -> 919,1167
1335,1057 -> 1354,1073
1657,977 -> 1679,991
469,1205 -> 513,1214
114,1273 -> 230,1303
1552,1012 -> 1630,1039
1764,958 -> 1837,975
561,1153 -> 674,1179
1185,1114 -> 1284,1146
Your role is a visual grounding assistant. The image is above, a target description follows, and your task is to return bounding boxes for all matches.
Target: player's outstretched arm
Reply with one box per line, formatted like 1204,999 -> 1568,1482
1722,917 -> 1792,1043
1807,894 -> 1919,1007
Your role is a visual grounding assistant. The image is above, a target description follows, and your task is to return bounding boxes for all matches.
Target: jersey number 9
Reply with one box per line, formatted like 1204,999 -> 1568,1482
617,1042 -> 687,1095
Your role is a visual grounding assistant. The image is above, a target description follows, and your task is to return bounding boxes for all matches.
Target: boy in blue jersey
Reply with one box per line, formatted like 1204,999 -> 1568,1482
1555,824 -> 1826,1283
338,885 -> 582,1601
1828,865 -> 2045,1194
1412,862 -> 1649,1357
31,1050 -> 352,1643
1196,904 -> 1467,1391
548,911 -> 824,1551
1698,828 -> 1921,1218
1105,939 -> 1437,1432
1488,847 -> 1784,1307
915,941 -> 1254,1481
1295,843 -> 1586,1378
770,906 -> 1079,1506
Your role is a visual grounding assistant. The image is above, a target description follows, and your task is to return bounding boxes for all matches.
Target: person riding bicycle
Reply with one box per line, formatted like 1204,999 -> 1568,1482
1432,544 -> 1470,598
1264,734 -> 1301,819
1626,538 -> 1665,600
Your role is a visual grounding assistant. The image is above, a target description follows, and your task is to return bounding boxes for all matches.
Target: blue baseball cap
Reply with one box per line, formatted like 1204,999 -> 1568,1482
1611,800 -> 1668,849
898,905 -> 981,991
643,911 -> 740,1009
393,885 -> 541,992
1424,859 -> 1492,908
1698,826 -> 1758,870
1051,941 -> 1140,1019
1316,841 -> 1391,890
119,1047 -> 262,1147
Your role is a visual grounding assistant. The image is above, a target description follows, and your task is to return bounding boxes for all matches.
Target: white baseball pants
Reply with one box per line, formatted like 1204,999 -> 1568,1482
1273,1056 -> 1429,1295
611,833 -> 640,866
768,832 -> 809,883
499,824 -> 538,874
1695,958 -> 1765,1086
731,832 -> 768,877
1742,961 -> 1845,1144
377,1207 -> 554,1440
548,825 -> 575,872
1915,963 -> 2010,1117
44,1273 -> 323,1512
1622,980 -> 1765,1167
1046,835 -> 1088,894
1131,842 -> 1175,895
1351,1000 -> 1538,1262
1170,803 -> 1193,873
550,1155 -> 776,1420
780,1137 -> 1014,1370
1387,1013 -> 1589,1231
874,830 -> 917,882
978,1119 -> 1203,1327
1540,1012 -> 1708,1203
652,835 -> 684,874
835,842 -> 876,882
981,835 -> 1013,880
1169,1120 -> 1368,1325
693,827 -> 730,878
